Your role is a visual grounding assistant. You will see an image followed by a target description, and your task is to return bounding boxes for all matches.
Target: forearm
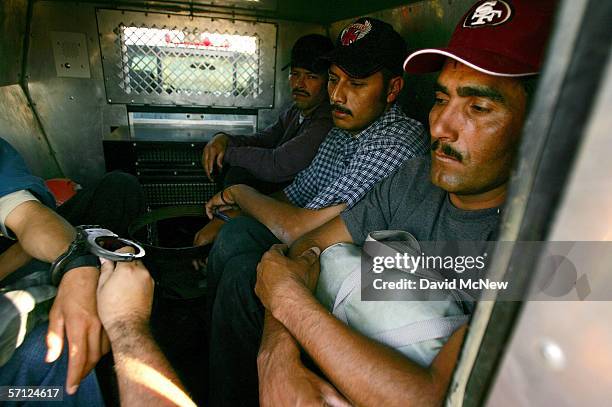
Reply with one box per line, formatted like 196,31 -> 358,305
108,321 -> 195,407
274,288 -> 457,407
229,185 -> 344,244
0,243 -> 32,281
225,126 -> 327,183
6,201 -> 74,263
288,216 -> 353,258
259,311 -> 301,363
224,146 -> 296,183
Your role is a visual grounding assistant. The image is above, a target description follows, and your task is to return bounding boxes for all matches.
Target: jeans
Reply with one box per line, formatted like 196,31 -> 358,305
207,216 -> 279,407
0,171 -> 145,405
0,323 -> 105,407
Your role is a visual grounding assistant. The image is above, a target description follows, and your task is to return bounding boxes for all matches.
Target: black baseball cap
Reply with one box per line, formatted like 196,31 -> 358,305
318,18 -> 407,78
281,34 -> 334,74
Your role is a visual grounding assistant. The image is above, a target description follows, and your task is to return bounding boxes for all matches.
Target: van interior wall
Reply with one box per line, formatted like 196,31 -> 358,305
17,0 -> 325,186
3,0 -> 473,184
0,0 -> 62,178
329,0 -> 476,127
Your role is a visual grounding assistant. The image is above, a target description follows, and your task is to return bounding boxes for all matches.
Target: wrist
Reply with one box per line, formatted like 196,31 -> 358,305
51,253 -> 100,286
258,334 -> 301,372
60,265 -> 100,287
271,283 -> 318,329
105,317 -> 150,344
224,184 -> 243,204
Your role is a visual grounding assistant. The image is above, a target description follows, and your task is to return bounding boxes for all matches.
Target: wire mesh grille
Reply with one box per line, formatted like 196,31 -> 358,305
116,25 -> 261,98
136,145 -> 202,164
98,10 -> 277,107
143,182 -> 216,207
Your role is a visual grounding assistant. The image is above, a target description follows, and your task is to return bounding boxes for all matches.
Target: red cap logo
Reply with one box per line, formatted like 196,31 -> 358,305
340,20 -> 372,46
463,0 -> 513,28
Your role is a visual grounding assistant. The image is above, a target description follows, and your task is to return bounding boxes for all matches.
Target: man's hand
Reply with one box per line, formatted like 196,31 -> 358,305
45,266 -> 110,395
204,185 -> 240,219
202,133 -> 230,181
193,219 -> 224,247
255,244 -> 321,314
96,249 -> 155,341
258,351 -> 351,407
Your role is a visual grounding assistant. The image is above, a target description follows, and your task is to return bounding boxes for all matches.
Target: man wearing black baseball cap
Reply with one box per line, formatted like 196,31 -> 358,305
252,1 -> 558,406
319,17 -> 414,134
201,34 -> 333,191
195,34 -> 334,246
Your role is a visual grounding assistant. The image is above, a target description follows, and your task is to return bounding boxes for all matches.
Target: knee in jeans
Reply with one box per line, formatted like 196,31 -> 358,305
211,217 -> 265,261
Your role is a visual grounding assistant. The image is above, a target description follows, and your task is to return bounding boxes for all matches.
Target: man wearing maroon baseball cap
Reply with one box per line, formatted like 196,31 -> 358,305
249,1 -> 559,406
402,0 -> 557,213
404,0 -> 556,77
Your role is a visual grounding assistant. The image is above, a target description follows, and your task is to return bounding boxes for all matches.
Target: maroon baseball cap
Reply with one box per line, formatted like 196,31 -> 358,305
403,0 -> 558,77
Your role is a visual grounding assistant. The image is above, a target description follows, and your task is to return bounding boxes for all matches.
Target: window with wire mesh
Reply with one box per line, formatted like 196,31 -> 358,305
114,25 -> 261,98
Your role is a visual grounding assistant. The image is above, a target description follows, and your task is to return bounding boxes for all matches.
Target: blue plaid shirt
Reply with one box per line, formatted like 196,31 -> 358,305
284,104 -> 427,209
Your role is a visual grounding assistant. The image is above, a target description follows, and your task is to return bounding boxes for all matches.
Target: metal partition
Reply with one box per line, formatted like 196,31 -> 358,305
97,9 -> 277,108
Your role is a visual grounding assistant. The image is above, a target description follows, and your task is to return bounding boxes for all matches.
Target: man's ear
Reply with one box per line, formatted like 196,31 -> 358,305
386,76 -> 404,104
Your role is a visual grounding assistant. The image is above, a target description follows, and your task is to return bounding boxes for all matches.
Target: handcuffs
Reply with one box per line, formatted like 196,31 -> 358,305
50,225 -> 146,286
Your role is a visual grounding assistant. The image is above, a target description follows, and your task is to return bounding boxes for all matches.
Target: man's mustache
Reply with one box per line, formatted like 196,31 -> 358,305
292,88 -> 310,97
431,139 -> 463,162
331,104 -> 352,116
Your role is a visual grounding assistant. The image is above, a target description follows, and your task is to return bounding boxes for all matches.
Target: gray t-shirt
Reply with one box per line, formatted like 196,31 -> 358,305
341,156 -> 501,245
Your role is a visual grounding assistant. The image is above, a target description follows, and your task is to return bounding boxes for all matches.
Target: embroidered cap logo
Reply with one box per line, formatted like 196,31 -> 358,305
463,0 -> 513,28
340,20 -> 373,46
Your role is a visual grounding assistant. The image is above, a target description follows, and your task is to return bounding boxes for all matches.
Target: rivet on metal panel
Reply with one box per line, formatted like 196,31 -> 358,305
108,99 -> 112,103
133,143 -> 137,147
191,144 -> 195,147
538,339 -> 566,370
131,100 -> 135,103
69,96 -> 75,100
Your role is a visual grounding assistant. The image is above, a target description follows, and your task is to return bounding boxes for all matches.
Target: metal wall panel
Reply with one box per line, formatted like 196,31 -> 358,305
26,1 -> 117,186
23,1 -> 324,185
485,33 -> 612,407
0,84 -> 61,178
0,0 -> 29,86
329,0 -> 474,125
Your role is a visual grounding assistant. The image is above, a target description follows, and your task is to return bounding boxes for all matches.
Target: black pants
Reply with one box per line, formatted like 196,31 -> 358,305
206,216 -> 279,407
56,171 -> 145,237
